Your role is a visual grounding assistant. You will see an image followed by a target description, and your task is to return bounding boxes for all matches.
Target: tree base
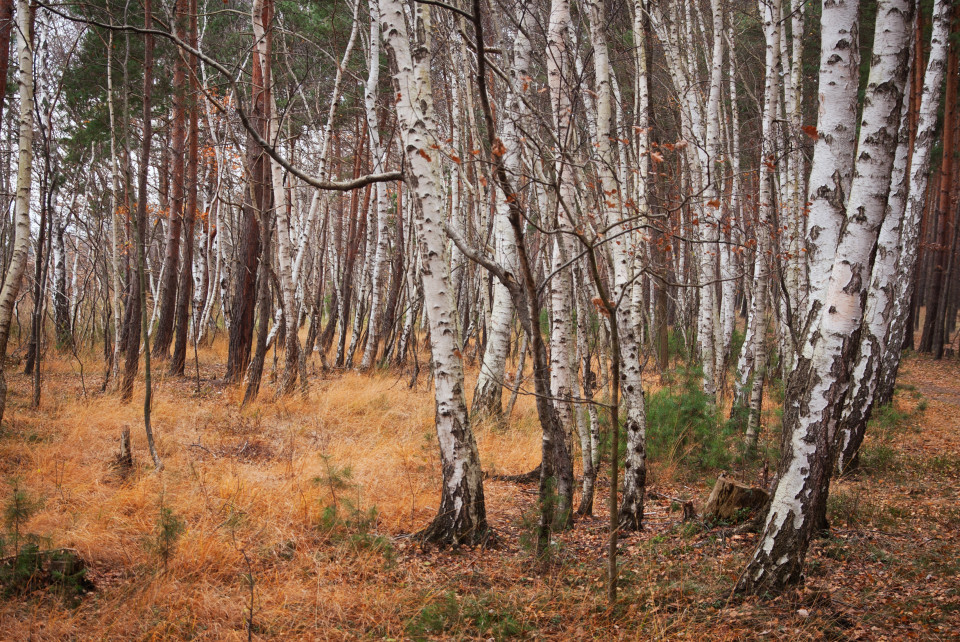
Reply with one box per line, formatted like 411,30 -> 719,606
490,463 -> 541,483
416,519 -> 494,550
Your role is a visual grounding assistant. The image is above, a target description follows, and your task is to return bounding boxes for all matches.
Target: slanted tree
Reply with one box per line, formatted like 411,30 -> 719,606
380,0 -> 488,545
737,0 -> 914,593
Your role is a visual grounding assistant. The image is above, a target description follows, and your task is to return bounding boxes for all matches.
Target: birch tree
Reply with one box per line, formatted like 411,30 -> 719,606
737,0 -> 914,593
801,0 -> 861,330
0,0 -> 35,425
471,4 -> 528,419
839,0 -> 953,470
380,0 -> 488,545
585,0 -> 648,531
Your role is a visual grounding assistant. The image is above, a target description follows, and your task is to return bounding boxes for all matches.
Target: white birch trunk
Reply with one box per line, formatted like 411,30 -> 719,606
381,0 -> 487,544
359,0 -> 391,370
735,0 -> 779,419
876,0 -> 951,405
547,0 -> 579,474
252,0 -> 301,394
704,0 -> 727,392
574,276 -> 597,515
0,0 -> 34,424
587,0 -> 648,530
472,4 -> 530,417
106,30 -> 123,381
835,39 -> 914,472
801,0 -> 861,331
737,0 -> 912,593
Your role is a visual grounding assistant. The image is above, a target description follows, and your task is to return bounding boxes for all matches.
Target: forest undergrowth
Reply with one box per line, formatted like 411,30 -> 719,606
0,342 -> 957,640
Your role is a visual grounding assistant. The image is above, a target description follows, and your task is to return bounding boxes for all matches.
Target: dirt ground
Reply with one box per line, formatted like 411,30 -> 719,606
0,345 -> 957,640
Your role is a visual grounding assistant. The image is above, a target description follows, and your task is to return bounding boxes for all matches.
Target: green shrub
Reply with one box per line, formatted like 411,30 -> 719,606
0,480 -> 90,598
859,443 -> 898,473
0,479 -> 48,595
406,591 -> 526,639
318,502 -> 393,559
313,456 -> 392,560
870,402 -> 911,439
646,366 -> 731,470
147,498 -> 185,571
667,328 -> 691,363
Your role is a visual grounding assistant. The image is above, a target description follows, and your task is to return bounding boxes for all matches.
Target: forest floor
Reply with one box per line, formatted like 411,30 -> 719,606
0,343 -> 957,640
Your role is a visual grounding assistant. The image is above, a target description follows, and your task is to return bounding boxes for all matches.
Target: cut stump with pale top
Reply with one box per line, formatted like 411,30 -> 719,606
703,474 -> 768,522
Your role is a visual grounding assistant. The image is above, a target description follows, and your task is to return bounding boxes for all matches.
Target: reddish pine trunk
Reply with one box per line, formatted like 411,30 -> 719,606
152,4 -> 190,359
121,0 -> 155,402
241,0 -> 276,401
170,0 -> 200,375
919,18 -> 958,355
226,2 -> 270,383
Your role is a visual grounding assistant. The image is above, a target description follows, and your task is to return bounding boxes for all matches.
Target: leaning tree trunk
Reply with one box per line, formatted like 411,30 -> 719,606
0,0 -> 33,425
917,23 -> 958,357
800,0 -> 862,333
872,0 -> 952,422
736,0 -> 912,594
834,29 -> 917,473
381,0 -> 488,546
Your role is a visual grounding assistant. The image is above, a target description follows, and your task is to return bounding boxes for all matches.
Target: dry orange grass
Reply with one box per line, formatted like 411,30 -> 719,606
1,338 -> 958,640
0,340 -> 544,640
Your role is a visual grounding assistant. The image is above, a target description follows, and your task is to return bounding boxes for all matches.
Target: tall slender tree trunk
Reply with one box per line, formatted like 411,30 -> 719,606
226,0 -> 270,383
105,29 -> 124,387
171,0 -> 200,375
152,0 -> 190,359
0,0 -> 13,128
545,0 -> 579,527
835,27 -> 917,473
0,0 -> 35,424
136,0 -> 161,469
875,0 -> 953,407
24,177 -> 50,377
359,0 -> 390,371
242,0 -> 277,403
735,0 -> 778,438
801,0 -> 862,333
737,0 -> 912,593
53,213 -> 72,351
584,0 -> 649,531
918,14 -> 958,356
472,2 -> 529,419
381,0 -> 488,545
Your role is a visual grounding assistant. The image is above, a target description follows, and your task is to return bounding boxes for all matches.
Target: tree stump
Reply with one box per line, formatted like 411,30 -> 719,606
703,474 -> 768,522
114,427 -> 133,476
